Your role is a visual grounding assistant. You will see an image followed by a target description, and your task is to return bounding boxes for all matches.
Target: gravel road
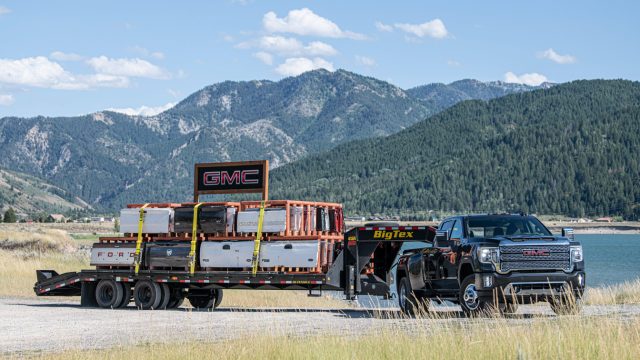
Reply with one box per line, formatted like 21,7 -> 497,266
3,297 -> 640,356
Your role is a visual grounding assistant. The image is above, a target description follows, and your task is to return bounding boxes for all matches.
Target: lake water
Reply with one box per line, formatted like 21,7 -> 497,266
578,234 -> 640,287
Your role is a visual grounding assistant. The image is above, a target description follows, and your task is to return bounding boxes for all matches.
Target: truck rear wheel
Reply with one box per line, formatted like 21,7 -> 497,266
133,280 -> 162,310
157,283 -> 171,310
398,277 -> 423,316
95,279 -> 124,309
459,275 -> 498,317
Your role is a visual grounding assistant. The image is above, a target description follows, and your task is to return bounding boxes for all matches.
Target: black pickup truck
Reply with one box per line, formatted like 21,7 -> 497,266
395,214 -> 585,316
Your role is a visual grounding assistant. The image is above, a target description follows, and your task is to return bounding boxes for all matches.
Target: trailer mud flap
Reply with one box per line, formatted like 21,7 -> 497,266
81,281 -> 98,307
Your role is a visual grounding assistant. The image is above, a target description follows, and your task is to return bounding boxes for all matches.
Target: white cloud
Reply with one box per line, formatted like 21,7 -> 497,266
107,102 -> 176,116
0,56 -> 134,90
86,56 -> 169,79
275,57 -> 334,76
241,36 -> 338,57
504,71 -> 548,86
253,51 -> 273,65
0,94 -> 14,106
130,46 -> 165,60
538,48 -> 576,64
447,59 -> 461,67
263,8 -> 365,39
50,51 -> 84,61
0,6 -> 10,15
0,56 -> 81,89
375,21 -> 393,32
394,19 -> 448,39
355,55 -> 376,66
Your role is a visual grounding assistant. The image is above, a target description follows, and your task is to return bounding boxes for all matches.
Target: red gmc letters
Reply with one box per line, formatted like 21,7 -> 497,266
202,170 -> 260,186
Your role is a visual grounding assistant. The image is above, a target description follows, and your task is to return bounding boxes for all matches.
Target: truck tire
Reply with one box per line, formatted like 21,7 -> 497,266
459,275 -> 498,317
133,280 -> 162,310
115,284 -> 132,309
95,279 -> 124,309
157,283 -> 171,310
550,297 -> 582,315
398,277 -> 421,316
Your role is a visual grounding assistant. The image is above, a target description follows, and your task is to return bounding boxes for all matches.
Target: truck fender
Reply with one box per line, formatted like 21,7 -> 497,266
458,260 -> 475,286
407,253 -> 426,290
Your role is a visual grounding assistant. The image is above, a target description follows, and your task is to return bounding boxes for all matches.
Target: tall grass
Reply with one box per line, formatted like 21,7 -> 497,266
586,278 -> 640,305
31,315 -> 640,360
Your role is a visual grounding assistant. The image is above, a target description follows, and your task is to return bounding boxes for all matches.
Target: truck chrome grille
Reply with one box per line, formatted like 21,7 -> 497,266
499,245 -> 571,272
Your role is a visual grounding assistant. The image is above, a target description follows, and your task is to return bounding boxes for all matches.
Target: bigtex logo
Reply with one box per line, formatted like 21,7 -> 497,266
373,230 -> 414,240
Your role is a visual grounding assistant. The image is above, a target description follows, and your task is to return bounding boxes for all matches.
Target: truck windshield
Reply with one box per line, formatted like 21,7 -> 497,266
467,216 -> 552,238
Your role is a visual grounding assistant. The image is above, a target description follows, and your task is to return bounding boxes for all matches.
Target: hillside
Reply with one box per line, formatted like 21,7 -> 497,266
0,70 -> 541,211
270,80 -> 640,220
407,79 -> 553,112
0,168 -> 91,215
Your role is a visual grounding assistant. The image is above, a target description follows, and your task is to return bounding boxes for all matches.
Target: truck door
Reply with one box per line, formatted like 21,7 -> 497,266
429,219 -> 461,291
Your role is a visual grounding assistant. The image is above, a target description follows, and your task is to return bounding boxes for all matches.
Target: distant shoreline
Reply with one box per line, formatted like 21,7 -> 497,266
345,220 -> 640,235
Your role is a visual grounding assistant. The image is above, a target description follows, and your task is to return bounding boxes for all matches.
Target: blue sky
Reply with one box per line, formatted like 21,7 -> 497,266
1,0 -> 638,117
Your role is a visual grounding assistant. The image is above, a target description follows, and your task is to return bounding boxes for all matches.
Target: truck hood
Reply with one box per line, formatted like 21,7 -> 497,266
482,235 -> 571,247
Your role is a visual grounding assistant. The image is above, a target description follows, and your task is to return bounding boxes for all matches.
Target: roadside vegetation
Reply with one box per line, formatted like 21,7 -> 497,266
30,315 -> 640,360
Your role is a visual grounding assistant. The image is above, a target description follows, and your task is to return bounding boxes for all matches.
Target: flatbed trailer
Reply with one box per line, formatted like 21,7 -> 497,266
34,225 -> 435,308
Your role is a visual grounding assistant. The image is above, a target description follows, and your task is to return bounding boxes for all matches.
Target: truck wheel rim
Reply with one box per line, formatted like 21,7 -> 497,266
399,282 -> 408,309
463,284 -> 479,310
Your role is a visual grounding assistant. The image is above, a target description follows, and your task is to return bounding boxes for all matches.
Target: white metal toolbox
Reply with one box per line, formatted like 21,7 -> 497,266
259,240 -> 321,268
120,208 -> 174,234
199,241 -> 254,268
90,243 -> 136,266
236,208 -> 287,233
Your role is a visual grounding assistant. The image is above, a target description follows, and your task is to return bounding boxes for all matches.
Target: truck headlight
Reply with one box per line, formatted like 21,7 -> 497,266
478,247 -> 500,264
570,245 -> 583,262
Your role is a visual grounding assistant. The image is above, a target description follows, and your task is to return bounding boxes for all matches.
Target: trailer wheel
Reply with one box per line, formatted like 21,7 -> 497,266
398,277 -> 419,316
157,283 -> 171,310
133,280 -> 162,310
188,289 -> 223,309
115,284 -> 132,309
213,289 -> 223,308
95,280 -> 124,309
167,287 -> 186,309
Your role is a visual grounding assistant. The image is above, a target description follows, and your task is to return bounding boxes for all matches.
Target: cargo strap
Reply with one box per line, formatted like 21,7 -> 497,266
251,201 -> 266,276
189,203 -> 204,275
133,203 -> 149,275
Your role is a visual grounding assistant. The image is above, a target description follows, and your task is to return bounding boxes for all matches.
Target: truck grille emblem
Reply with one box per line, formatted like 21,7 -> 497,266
522,249 -> 550,256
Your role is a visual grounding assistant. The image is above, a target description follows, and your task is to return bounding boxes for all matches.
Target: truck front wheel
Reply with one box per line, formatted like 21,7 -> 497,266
459,275 -> 498,317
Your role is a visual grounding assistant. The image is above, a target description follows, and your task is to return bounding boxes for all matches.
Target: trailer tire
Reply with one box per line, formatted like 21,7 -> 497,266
158,283 -> 171,310
133,280 -> 162,310
188,289 -> 223,309
95,280 -> 124,309
115,284 -> 132,309
166,287 -> 186,309
213,289 -> 223,308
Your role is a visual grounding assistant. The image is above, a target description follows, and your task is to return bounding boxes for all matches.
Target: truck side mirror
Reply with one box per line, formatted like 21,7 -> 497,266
561,228 -> 574,240
435,230 -> 449,248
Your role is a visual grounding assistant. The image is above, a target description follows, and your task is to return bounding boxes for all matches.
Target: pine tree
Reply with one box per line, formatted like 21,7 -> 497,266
3,208 -> 17,223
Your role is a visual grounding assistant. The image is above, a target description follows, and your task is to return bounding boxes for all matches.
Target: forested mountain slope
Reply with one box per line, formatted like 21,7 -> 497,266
271,80 -> 640,220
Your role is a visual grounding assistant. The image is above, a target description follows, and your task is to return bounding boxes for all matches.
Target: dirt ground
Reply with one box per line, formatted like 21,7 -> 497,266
3,297 -> 640,356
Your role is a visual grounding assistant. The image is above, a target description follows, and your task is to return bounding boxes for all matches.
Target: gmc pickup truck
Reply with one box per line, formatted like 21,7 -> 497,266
396,214 -> 586,316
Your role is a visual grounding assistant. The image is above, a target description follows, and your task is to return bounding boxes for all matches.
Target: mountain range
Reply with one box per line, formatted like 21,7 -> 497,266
270,79 -> 640,220
0,70 -> 546,213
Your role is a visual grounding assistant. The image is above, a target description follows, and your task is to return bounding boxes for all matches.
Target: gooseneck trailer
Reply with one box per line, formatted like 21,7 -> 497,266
34,161 -> 585,314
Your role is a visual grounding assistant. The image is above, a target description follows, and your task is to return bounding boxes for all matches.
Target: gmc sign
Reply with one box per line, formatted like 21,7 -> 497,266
522,249 -> 550,257
194,160 -> 268,200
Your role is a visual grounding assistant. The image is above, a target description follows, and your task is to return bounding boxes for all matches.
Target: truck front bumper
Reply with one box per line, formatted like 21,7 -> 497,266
474,271 -> 585,303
